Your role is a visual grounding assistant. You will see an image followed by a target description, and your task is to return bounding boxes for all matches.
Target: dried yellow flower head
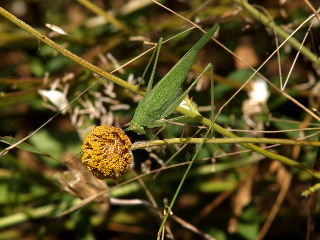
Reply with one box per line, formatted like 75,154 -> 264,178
81,126 -> 133,179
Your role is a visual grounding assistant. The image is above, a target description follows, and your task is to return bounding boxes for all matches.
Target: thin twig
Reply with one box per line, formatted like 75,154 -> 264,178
131,169 -> 175,239
306,135 -> 320,240
151,0 -> 320,123
76,0 -> 134,34
110,197 -> 216,240
133,136 -> 320,178
132,137 -> 320,150
1,6 -> 319,180
258,168 -> 292,239
302,0 -> 320,20
234,0 -> 320,65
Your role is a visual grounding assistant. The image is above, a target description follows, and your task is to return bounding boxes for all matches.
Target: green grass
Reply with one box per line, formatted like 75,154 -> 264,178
0,1 -> 320,239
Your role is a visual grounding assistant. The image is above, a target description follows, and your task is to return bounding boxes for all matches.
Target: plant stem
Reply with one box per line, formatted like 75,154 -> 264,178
176,108 -> 320,179
1,7 -> 319,178
0,205 -> 55,229
157,124 -> 214,239
134,136 -> 320,178
234,0 -> 320,65
76,0 -> 134,34
306,135 -> 320,240
0,7 -> 143,96
132,137 -> 320,149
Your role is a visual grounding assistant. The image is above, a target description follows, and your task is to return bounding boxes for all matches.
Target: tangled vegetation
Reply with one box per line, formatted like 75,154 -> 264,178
0,1 -> 320,239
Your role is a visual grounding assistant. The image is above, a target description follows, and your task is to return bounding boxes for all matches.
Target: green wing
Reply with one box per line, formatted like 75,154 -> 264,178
129,25 -> 219,130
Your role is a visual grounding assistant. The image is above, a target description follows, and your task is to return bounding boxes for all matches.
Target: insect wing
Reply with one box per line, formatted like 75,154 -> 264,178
129,24 -> 219,133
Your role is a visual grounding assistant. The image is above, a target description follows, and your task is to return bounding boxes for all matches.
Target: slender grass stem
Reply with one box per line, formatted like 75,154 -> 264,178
157,124 -> 214,239
1,7 -> 319,178
132,137 -> 320,149
234,0 -> 320,65
0,205 -> 55,229
176,108 -> 320,179
0,7 -> 143,96
76,0 -> 134,34
302,183 -> 320,197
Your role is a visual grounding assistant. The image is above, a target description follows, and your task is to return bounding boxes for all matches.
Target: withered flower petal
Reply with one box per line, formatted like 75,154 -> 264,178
82,126 -> 133,179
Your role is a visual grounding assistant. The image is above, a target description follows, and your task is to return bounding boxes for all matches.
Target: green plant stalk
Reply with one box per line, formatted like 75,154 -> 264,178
76,0 -> 133,34
301,183 -> 320,197
0,7 -> 144,96
234,0 -> 320,65
0,205 -> 55,229
134,136 -> 320,179
1,7 -> 319,178
157,124 -> 214,239
176,108 -> 320,179
0,155 -> 260,229
132,137 -> 320,149
53,154 -> 264,218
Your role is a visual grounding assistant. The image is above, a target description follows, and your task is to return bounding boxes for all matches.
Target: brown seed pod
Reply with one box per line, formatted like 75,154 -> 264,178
81,125 -> 133,179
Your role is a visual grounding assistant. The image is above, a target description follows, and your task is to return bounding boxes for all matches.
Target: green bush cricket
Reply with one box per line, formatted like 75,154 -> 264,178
127,24 -> 219,135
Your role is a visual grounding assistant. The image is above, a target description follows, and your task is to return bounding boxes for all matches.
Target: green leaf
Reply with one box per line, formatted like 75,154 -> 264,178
208,228 -> 227,240
237,222 -> 259,240
29,57 -> 45,77
1,136 -> 48,156
29,130 -> 63,164
197,177 -> 237,193
237,205 -> 261,240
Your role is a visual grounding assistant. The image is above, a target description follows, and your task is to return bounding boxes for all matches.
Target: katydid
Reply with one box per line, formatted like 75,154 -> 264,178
127,24 -> 219,135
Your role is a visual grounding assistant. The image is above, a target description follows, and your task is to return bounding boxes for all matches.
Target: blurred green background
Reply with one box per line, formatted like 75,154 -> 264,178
0,0 -> 320,239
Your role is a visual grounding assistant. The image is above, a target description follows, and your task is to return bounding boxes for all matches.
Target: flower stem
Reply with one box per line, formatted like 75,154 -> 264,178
132,137 -> 320,150
133,136 -> 320,179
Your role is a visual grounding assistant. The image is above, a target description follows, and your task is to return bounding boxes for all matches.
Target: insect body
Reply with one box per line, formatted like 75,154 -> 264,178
127,25 -> 219,135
